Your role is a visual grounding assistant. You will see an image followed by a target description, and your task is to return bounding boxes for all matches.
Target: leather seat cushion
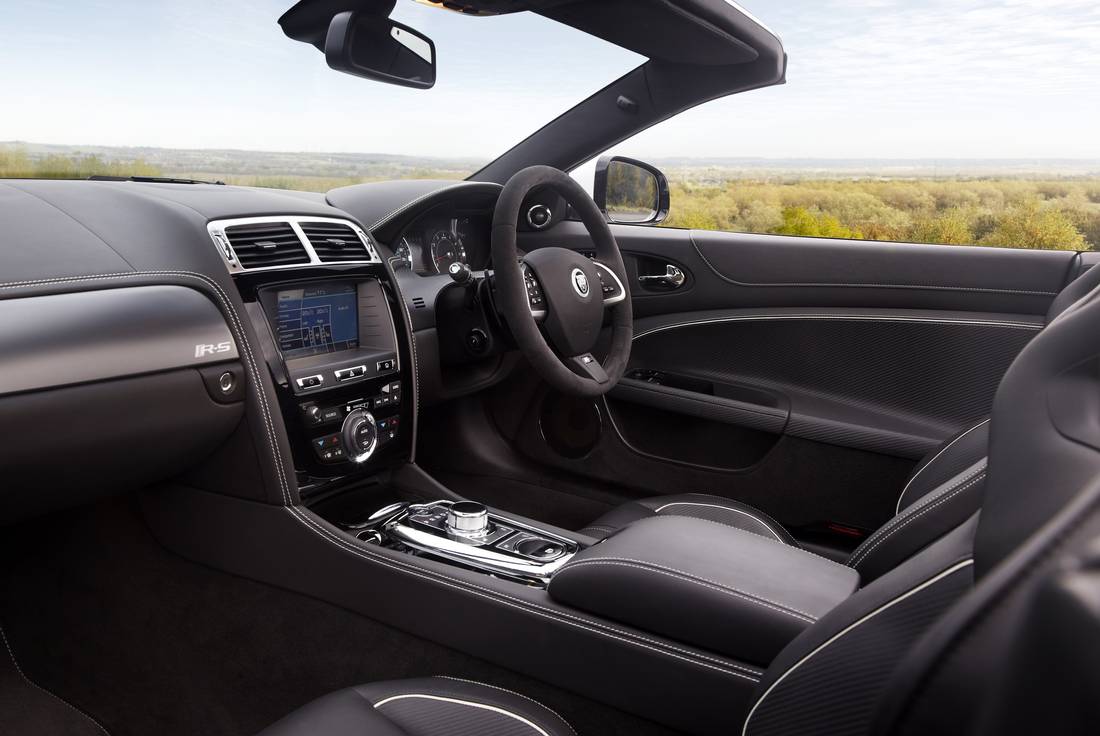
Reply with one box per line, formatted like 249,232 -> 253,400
580,493 -> 799,546
257,677 -> 575,736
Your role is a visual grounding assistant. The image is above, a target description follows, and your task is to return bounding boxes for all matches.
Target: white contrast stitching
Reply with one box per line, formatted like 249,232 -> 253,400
1,273 -> 762,683
636,515 -> 851,570
691,233 -> 1059,296
373,693 -> 550,736
369,182 -> 502,231
433,676 -> 577,735
557,558 -> 817,622
1,622 -> 111,735
740,560 -> 974,736
633,314 -> 1044,342
0,271 -> 293,504
284,506 -> 762,681
896,419 -> 990,513
849,472 -> 985,570
653,502 -> 786,542
851,462 -> 986,566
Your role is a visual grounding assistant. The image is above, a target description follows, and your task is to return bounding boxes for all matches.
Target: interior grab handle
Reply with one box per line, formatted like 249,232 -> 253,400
638,265 -> 686,290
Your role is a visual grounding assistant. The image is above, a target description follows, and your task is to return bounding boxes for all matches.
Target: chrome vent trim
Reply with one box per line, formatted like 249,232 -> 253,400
300,221 -> 373,262
207,216 -> 381,274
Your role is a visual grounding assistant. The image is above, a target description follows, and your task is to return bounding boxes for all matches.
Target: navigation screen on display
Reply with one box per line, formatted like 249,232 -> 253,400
275,283 -> 359,359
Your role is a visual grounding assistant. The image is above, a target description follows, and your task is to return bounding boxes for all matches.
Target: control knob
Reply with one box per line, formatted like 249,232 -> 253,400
341,408 -> 378,463
446,501 -> 490,537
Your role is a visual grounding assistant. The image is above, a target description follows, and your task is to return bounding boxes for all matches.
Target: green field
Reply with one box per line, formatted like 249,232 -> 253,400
662,178 -> 1100,250
4,144 -> 1099,251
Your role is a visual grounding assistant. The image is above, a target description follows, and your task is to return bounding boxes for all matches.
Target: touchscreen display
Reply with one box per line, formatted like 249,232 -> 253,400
275,283 -> 359,359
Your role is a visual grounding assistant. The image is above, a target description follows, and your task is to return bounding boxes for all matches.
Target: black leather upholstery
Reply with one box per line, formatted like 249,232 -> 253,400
582,265 -> 1100,584
846,458 -> 986,582
581,422 -> 988,584
580,493 -> 798,545
258,677 -> 575,736
893,420 -> 990,512
742,263 -> 1100,735
550,515 -> 858,665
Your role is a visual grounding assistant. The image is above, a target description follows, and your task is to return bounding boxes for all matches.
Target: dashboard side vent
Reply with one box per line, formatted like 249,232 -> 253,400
301,221 -> 373,262
223,222 -> 310,269
411,297 -> 427,310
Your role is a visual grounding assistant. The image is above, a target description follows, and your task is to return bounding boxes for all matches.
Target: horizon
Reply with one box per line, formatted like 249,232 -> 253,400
5,140 -> 1100,169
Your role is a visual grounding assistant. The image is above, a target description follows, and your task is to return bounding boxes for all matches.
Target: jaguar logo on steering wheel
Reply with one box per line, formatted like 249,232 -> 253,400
571,268 -> 590,297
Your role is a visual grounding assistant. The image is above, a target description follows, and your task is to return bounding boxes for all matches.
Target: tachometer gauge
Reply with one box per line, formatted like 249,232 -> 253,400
430,230 -> 467,274
392,237 -> 414,270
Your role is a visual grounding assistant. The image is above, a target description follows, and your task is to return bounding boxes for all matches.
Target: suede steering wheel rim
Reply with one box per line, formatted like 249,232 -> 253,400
491,165 -> 633,397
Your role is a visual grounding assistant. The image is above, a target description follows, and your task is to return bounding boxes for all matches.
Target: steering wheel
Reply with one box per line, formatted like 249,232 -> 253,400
491,166 -> 632,397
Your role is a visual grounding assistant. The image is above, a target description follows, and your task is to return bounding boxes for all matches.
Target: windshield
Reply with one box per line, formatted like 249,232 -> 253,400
0,0 -> 642,186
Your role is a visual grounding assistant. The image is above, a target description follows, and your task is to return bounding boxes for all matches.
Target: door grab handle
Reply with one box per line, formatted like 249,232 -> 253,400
638,265 -> 686,289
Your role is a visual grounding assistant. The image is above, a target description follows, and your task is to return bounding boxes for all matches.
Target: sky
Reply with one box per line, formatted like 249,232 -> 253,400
1,0 -> 1099,163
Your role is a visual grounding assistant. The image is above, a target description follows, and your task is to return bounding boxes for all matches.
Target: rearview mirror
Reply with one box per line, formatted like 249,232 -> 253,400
594,156 -> 670,225
325,11 -> 436,89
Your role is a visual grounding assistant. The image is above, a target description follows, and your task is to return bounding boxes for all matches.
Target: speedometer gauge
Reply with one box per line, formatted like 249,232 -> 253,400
392,237 -> 414,270
430,230 -> 467,274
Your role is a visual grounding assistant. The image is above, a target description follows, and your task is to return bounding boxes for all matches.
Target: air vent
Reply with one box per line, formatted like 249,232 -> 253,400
411,297 -> 427,310
301,221 -> 373,262
223,222 -> 310,269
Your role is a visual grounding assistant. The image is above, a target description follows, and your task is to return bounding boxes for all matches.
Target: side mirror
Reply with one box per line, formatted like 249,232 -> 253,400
325,11 -> 436,89
594,156 -> 670,225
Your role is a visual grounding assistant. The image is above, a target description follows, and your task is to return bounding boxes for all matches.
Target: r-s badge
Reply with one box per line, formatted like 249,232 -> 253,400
195,341 -> 233,358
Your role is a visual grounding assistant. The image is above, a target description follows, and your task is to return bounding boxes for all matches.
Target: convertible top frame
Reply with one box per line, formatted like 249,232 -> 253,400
281,0 -> 786,184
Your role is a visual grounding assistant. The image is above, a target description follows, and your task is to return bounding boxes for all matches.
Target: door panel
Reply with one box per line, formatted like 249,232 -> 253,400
505,223 -> 1075,543
624,308 -> 1041,459
522,221 -> 1074,316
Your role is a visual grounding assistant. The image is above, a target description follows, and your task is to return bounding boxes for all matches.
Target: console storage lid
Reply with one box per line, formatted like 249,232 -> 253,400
548,515 -> 859,666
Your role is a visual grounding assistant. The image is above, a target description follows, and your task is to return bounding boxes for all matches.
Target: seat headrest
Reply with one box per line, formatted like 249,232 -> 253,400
977,274 -> 1100,575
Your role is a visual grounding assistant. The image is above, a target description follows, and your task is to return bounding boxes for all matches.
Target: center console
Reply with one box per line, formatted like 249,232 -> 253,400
338,500 -> 580,586
217,216 -> 415,495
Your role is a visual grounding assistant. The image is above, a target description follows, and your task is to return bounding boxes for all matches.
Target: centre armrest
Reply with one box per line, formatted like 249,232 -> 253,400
547,515 -> 858,665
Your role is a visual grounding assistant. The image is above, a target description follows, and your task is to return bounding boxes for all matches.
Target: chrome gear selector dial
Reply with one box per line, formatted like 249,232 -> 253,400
446,501 -> 490,537
340,408 -> 378,463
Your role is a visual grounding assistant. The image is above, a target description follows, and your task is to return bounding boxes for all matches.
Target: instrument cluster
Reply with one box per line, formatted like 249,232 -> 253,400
391,203 -> 490,276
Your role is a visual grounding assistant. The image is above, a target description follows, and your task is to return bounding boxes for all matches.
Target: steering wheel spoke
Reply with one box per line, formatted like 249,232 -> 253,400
569,353 -> 610,384
520,261 -> 547,322
592,260 -> 627,307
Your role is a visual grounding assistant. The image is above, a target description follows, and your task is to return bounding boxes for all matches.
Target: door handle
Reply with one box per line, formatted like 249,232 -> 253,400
638,265 -> 686,290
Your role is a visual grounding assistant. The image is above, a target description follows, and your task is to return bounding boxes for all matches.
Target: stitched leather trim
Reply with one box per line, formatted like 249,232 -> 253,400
740,559 -> 974,736
1,622 -> 111,735
653,501 -> 787,542
849,467 -> 986,571
0,271 -> 294,505
691,233 -> 1058,296
285,506 -> 763,682
368,182 -> 502,231
634,314 -> 1043,342
0,273 -> 758,684
432,677 -> 577,736
373,694 -> 551,736
557,558 -> 817,622
896,419 -> 990,513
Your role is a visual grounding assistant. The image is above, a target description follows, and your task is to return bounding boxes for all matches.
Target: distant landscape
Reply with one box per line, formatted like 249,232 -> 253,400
4,141 -> 1099,250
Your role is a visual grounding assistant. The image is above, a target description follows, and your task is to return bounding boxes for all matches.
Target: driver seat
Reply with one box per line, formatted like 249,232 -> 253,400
582,260 -> 1100,582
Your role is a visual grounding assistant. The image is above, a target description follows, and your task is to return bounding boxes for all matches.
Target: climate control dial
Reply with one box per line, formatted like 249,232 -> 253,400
340,409 -> 378,463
